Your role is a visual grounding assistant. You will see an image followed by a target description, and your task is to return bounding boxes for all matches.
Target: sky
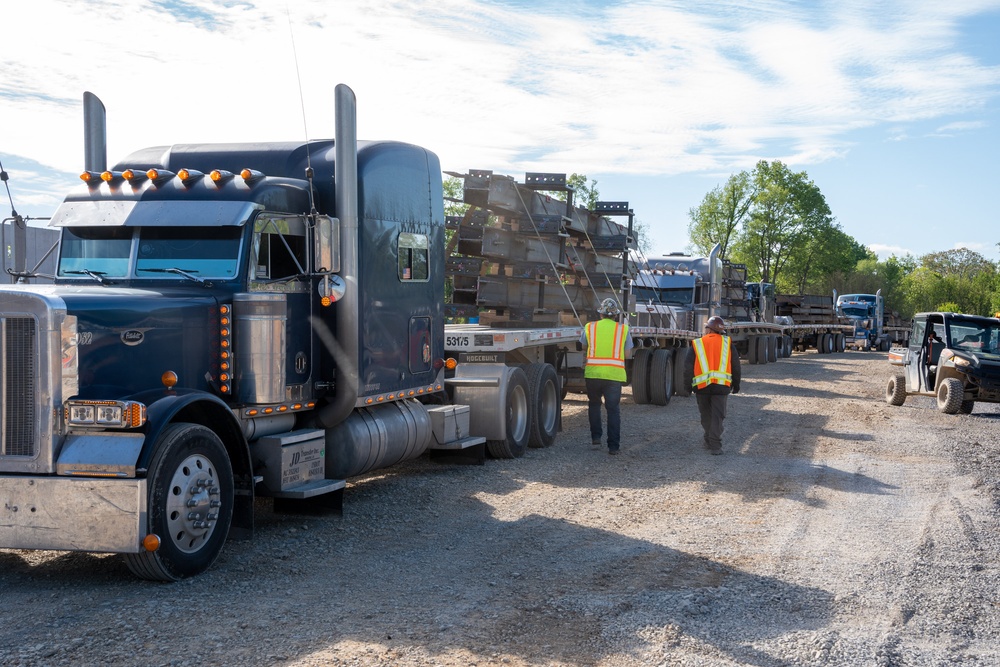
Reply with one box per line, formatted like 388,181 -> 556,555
2,0 -> 999,264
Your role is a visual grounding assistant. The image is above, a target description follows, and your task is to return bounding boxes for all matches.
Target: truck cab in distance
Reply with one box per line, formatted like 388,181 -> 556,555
886,312 -> 1000,414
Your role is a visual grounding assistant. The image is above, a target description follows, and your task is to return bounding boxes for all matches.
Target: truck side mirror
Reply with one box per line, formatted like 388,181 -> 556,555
313,215 -> 340,274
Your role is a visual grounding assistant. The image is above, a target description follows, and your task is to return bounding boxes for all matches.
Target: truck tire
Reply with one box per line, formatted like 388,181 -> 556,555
524,363 -> 559,448
834,333 -> 845,352
487,367 -> 531,458
936,378 -> 964,415
631,348 -> 654,405
673,346 -> 692,397
649,349 -> 674,406
816,334 -> 828,354
747,336 -> 760,364
756,335 -> 769,364
960,400 -> 975,414
885,374 -> 906,406
124,423 -> 234,581
766,335 -> 778,363
784,335 -> 794,357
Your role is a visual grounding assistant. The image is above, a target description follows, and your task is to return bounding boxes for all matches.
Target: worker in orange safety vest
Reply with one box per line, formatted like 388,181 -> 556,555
688,315 -> 741,455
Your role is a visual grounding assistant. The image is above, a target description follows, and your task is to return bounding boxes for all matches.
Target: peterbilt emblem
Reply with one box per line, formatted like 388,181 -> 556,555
121,330 -> 145,346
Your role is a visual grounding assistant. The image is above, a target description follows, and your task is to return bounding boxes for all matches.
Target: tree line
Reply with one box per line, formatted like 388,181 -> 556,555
687,160 -> 1000,319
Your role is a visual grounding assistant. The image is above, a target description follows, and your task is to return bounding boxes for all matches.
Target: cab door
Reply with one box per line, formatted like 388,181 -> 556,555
905,317 -> 926,393
249,214 -> 314,401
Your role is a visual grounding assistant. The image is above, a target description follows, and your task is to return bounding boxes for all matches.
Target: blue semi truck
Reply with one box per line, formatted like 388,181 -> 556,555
1,84 -> 675,581
0,85 -> 582,580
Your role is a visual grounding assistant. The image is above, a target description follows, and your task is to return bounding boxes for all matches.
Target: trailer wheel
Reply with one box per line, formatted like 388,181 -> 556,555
673,347 -> 692,397
487,367 -> 531,458
747,336 -> 760,364
649,349 -> 674,406
756,335 -> 769,364
766,335 -> 778,363
783,336 -> 794,357
631,348 -> 654,404
960,400 -> 975,414
885,374 -> 906,406
124,423 -> 234,581
936,378 -> 964,415
524,363 -> 560,448
834,333 -> 845,352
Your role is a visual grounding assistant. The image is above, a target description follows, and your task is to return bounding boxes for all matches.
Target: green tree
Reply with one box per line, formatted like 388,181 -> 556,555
687,171 -> 753,259
920,247 -> 993,281
731,160 -> 832,287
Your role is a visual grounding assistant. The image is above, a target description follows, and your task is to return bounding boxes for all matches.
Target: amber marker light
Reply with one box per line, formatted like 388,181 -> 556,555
321,296 -> 332,307
161,371 -> 178,388
142,534 -> 161,552
444,358 -> 458,370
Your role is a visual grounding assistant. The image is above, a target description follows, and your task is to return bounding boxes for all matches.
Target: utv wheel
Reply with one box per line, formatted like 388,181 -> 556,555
124,423 -> 234,581
936,378 -> 965,415
885,374 -> 906,406
487,367 -> 530,458
960,400 -> 975,414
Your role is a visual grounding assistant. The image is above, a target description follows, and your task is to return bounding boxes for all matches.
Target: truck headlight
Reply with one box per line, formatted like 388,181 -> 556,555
65,400 -> 147,428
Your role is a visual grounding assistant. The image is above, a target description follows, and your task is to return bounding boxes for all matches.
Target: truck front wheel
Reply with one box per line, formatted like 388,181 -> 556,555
936,378 -> 965,415
125,423 -> 234,581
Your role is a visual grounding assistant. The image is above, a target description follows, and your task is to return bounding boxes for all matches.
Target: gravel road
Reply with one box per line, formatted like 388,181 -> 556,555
3,351 -> 1000,667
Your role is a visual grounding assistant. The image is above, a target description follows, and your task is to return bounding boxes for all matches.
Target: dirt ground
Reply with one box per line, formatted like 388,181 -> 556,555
2,351 -> 1000,667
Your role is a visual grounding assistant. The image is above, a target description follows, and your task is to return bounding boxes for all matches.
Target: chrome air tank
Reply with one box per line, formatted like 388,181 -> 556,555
324,400 -> 432,478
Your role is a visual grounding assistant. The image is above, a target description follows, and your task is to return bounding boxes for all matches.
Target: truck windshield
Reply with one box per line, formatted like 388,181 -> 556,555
841,306 -> 870,318
633,286 -> 694,307
948,321 -> 1000,355
58,227 -> 243,280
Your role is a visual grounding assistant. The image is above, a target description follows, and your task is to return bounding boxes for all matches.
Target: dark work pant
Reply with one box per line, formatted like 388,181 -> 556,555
696,392 -> 728,451
586,378 -> 622,451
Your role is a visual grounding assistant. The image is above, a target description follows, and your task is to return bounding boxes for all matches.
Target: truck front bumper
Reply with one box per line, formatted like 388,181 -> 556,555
0,475 -> 146,553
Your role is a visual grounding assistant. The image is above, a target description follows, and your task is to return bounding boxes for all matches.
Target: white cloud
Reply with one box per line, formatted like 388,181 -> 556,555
2,0 -> 1000,216
868,243 -> 914,259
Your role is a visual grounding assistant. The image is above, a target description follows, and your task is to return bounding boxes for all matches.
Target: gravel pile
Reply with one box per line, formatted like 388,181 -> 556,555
2,352 -> 999,666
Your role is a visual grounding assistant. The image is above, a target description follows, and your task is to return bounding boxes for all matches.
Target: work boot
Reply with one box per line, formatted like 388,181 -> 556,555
591,439 -> 602,449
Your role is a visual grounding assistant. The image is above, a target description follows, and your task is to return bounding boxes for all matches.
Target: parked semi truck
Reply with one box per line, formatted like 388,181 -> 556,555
834,290 -> 910,351
2,85 -> 653,580
2,83 -> 713,580
638,246 -> 852,363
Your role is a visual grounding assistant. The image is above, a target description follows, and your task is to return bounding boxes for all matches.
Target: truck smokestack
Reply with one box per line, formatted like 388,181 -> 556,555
83,92 -> 107,173
315,83 -> 361,428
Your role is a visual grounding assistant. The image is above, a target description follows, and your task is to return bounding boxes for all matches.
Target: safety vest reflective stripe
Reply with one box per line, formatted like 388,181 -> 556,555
692,335 -> 732,388
585,320 -> 628,381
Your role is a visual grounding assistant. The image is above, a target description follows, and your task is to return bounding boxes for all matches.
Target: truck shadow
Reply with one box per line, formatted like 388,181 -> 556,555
0,488 -> 833,667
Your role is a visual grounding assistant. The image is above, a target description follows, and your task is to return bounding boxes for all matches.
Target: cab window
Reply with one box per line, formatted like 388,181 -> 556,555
398,232 -> 429,282
250,215 -> 309,291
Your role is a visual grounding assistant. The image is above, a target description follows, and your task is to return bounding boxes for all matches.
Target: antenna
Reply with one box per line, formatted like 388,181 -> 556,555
285,4 -> 318,216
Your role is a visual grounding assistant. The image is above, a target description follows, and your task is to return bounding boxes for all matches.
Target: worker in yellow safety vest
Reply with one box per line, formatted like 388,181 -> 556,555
580,298 -> 632,455
688,315 -> 741,455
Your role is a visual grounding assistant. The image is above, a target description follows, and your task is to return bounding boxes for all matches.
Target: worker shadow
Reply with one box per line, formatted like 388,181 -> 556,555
739,377 -> 860,401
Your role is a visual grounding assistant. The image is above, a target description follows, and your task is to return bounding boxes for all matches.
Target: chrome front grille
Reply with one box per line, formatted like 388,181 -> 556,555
1,316 -> 37,457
